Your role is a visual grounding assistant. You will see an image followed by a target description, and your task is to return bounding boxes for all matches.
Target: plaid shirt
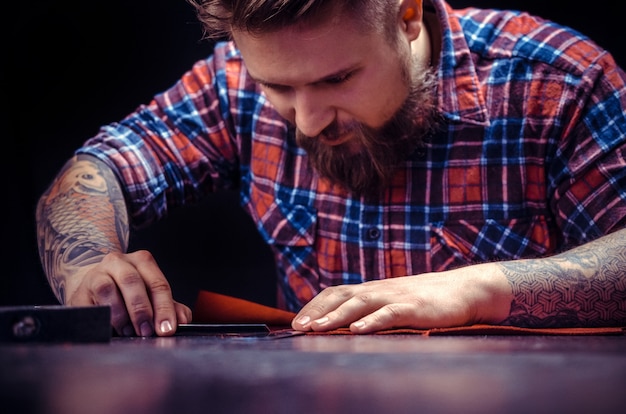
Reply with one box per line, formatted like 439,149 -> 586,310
79,0 -> 626,311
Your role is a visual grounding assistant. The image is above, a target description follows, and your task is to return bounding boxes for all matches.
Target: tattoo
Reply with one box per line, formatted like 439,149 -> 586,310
35,155 -> 129,303
499,228 -> 626,327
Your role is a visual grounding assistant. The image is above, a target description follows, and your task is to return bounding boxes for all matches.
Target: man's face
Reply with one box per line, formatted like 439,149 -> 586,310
233,12 -> 437,198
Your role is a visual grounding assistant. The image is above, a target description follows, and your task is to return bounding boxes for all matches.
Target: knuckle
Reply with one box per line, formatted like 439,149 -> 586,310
91,277 -> 118,299
118,271 -> 142,286
368,304 -> 406,327
384,303 -> 405,320
354,293 -> 372,305
147,278 -> 172,294
125,295 -> 153,320
128,299 -> 153,316
323,284 -> 342,294
304,302 -> 328,315
324,284 -> 355,301
129,249 -> 157,263
100,251 -> 124,264
152,296 -> 175,315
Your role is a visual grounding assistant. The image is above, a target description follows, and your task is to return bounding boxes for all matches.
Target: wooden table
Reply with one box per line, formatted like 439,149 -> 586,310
2,333 -> 626,414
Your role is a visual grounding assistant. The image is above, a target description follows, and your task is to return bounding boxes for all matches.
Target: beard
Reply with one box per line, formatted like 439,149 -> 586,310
295,58 -> 439,199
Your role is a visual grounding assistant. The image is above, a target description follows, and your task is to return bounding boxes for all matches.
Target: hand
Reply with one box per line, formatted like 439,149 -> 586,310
65,250 -> 192,337
291,264 -> 512,333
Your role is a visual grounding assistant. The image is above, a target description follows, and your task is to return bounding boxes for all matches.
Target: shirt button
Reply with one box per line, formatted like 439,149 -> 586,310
366,227 -> 381,240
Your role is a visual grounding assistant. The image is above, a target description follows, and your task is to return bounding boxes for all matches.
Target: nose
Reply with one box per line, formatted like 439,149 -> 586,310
293,88 -> 334,138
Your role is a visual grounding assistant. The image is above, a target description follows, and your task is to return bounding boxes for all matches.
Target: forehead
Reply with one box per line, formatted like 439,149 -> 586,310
232,16 -> 387,85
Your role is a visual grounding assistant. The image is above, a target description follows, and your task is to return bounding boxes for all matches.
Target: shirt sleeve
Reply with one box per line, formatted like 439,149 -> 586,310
76,43 -> 246,228
549,50 -> 626,246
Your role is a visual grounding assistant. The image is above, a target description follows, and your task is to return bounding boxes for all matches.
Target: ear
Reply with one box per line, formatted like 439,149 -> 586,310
398,0 -> 423,42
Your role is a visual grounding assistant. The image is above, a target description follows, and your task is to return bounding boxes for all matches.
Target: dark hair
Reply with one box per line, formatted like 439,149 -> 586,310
186,0 -> 399,41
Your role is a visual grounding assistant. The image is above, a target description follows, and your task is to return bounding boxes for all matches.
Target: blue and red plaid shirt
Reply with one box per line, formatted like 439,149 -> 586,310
78,0 -> 626,311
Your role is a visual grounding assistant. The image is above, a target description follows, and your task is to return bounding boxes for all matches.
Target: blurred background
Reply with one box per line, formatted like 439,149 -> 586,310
4,1 -> 625,309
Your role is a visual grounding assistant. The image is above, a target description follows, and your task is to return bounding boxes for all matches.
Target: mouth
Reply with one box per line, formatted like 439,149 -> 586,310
319,130 -> 354,147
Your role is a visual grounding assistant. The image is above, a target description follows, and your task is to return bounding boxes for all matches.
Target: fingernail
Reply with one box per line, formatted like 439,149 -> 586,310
160,320 -> 173,334
296,315 -> 311,327
352,321 -> 366,329
314,316 -> 329,325
140,321 -> 154,337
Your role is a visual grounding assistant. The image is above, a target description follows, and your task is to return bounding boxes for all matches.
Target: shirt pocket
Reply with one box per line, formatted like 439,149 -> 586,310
247,185 -> 317,248
430,215 -> 555,269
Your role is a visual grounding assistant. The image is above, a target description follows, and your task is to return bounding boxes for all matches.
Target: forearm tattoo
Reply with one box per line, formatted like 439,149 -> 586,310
499,228 -> 626,327
35,155 -> 129,303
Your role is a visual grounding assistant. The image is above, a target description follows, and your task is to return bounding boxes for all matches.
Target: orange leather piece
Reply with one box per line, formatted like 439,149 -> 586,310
193,290 -> 296,326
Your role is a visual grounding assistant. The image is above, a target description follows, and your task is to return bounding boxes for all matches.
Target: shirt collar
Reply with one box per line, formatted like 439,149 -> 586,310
430,0 -> 490,126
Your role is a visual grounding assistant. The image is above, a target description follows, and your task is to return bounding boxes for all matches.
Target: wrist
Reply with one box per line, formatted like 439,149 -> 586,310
462,262 -> 513,325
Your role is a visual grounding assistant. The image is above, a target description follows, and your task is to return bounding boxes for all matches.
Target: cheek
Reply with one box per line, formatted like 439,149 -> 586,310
371,78 -> 409,125
351,85 -> 407,128
347,66 -> 409,128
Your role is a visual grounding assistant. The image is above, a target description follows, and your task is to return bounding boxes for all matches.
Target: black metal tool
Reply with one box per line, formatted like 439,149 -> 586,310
175,323 -> 270,336
175,323 -> 305,339
0,305 -> 111,343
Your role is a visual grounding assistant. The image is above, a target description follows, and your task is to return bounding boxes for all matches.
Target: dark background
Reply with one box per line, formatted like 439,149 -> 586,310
4,1 -> 625,309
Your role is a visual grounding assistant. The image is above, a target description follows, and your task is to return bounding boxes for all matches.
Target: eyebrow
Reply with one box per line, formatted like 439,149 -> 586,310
248,64 -> 360,88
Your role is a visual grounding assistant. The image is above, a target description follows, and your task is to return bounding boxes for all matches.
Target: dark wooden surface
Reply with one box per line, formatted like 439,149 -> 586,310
2,334 -> 626,414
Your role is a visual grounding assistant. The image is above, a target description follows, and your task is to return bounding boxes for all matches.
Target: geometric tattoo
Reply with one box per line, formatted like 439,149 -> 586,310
499,228 -> 626,327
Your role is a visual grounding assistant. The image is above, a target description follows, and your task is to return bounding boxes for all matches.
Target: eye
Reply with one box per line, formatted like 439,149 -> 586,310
260,82 -> 290,92
325,72 -> 353,85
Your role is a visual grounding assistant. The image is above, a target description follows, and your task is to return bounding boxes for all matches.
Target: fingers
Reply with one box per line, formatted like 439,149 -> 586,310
348,303 -> 420,334
131,251 -> 179,336
293,285 -> 376,331
69,261 -> 138,337
125,251 -> 187,336
292,286 -> 350,331
68,251 -> 183,337
174,301 -> 193,324
293,293 -> 431,333
291,276 -> 472,333
311,293 -> 400,332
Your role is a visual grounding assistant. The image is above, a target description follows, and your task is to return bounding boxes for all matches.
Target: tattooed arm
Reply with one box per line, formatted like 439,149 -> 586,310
36,154 -> 191,336
292,228 -> 626,333
500,228 -> 626,328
